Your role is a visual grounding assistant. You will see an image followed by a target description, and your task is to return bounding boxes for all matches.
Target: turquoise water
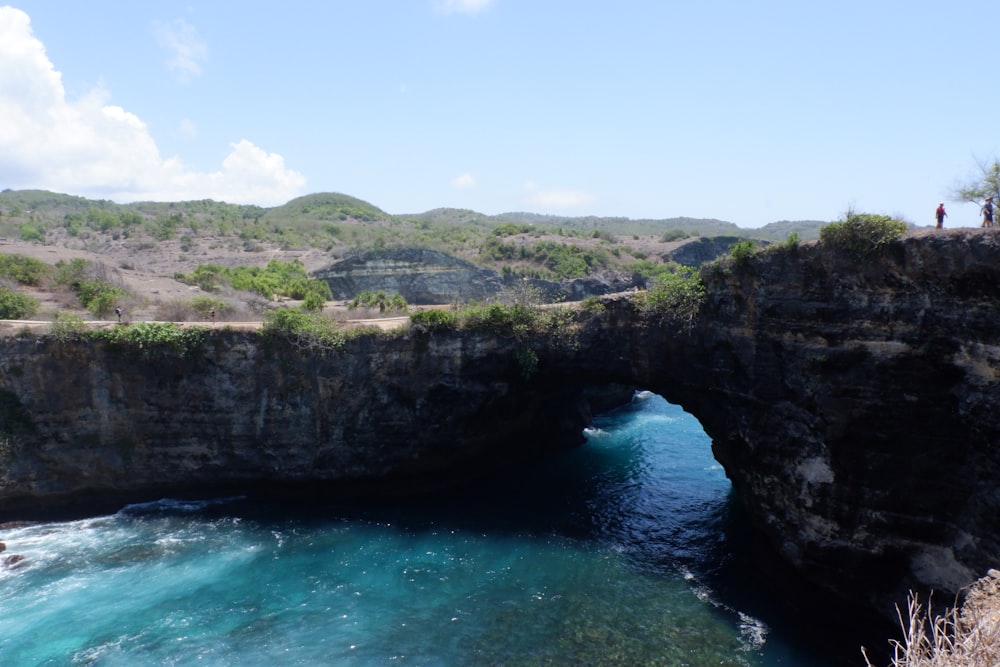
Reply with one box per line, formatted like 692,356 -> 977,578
0,393 -> 851,665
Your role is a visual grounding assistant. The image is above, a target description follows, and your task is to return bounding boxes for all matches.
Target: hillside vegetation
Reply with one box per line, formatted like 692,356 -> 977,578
0,189 -> 825,278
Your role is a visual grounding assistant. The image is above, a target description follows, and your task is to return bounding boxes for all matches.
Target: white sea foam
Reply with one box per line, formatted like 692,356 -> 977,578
679,564 -> 770,653
738,612 -> 770,651
119,496 -> 245,515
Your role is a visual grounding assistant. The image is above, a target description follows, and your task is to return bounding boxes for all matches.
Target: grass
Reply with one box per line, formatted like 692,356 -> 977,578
863,590 -> 1000,667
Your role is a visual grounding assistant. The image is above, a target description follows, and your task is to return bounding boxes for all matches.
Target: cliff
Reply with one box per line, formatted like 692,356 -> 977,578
1,228 -> 998,623
673,228 -> 1000,621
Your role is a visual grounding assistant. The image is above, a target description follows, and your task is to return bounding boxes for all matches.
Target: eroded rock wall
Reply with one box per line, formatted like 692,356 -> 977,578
0,325 -> 633,510
0,229 -> 998,621
664,230 -> 1000,618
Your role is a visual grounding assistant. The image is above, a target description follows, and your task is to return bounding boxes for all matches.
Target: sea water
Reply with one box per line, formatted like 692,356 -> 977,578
0,393 -> 858,665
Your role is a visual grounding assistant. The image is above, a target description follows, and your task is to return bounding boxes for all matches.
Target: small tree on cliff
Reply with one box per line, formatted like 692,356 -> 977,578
953,158 -> 1000,205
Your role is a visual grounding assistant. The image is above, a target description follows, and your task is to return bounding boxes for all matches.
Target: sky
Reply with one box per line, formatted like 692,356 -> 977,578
2,1 -> 999,229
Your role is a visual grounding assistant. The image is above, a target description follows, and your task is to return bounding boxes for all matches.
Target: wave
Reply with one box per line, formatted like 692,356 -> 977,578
118,496 -> 246,516
678,565 -> 771,654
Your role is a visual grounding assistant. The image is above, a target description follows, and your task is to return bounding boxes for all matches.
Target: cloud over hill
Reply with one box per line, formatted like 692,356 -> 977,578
0,6 -> 305,206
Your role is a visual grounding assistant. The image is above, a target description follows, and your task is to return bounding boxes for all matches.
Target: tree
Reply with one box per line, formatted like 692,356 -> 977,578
953,158 -> 1000,204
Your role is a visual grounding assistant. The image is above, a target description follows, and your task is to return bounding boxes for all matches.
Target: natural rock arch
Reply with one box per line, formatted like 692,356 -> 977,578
0,229 -> 998,623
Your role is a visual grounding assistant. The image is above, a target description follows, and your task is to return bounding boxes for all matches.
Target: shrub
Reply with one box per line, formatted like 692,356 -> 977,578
410,308 -> 458,330
262,307 -> 346,353
820,212 -> 907,257
639,268 -> 705,328
728,239 -> 760,270
75,279 -> 127,316
19,224 -> 44,242
181,264 -> 226,292
302,291 -> 326,312
50,312 -> 88,341
460,302 -> 537,336
660,229 -> 691,242
189,295 -> 228,319
493,223 -> 533,236
0,286 -> 39,319
178,259 -> 330,302
628,259 -> 682,281
0,254 -> 50,286
52,258 -> 132,316
90,322 -> 208,358
348,290 -> 407,313
52,258 -> 90,287
580,295 -> 606,314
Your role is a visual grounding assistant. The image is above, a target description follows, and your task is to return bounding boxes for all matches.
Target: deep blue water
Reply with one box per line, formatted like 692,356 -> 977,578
0,393 -> 863,665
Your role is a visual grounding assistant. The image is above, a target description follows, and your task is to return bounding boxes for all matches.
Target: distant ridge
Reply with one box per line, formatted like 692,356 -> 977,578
0,189 -> 827,242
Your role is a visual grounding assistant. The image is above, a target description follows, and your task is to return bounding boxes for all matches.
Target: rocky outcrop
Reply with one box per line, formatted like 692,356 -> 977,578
0,228 -> 998,623
313,248 -> 642,304
314,248 -> 502,304
667,229 -> 1000,621
663,235 -> 760,266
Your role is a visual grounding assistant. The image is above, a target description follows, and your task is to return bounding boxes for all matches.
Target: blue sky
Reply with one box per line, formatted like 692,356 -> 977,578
2,1 -> 998,228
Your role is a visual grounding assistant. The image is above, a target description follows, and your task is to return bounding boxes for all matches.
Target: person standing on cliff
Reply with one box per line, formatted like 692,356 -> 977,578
935,203 -> 947,229
982,198 -> 995,228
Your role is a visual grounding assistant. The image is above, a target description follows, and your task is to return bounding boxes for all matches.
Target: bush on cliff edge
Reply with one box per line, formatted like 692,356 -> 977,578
819,212 -> 907,258
262,307 -> 346,353
91,322 -> 208,358
637,268 -> 705,329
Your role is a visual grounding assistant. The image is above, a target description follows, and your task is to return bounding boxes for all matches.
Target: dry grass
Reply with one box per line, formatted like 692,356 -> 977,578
863,574 -> 1000,667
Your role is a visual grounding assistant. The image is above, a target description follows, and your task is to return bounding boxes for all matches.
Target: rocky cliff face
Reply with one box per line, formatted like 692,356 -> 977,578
314,248 -> 502,304
666,229 -> 1000,619
313,247 -> 642,304
0,229 -> 998,622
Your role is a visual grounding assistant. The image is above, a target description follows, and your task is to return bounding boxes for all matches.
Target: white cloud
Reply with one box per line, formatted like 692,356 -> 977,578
153,18 -> 207,83
523,182 -> 595,211
0,7 -> 305,206
434,0 -> 494,15
451,172 -> 477,189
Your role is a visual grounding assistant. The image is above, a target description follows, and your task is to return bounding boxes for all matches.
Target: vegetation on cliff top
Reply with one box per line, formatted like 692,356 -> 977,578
819,211 -> 908,257
90,322 -> 210,359
707,212 -> 907,281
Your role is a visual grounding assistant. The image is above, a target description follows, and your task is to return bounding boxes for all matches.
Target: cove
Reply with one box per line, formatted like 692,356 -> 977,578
0,394 -> 848,665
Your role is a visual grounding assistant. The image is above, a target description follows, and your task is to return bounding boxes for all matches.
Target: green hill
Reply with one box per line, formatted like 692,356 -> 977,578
0,189 -> 827,279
